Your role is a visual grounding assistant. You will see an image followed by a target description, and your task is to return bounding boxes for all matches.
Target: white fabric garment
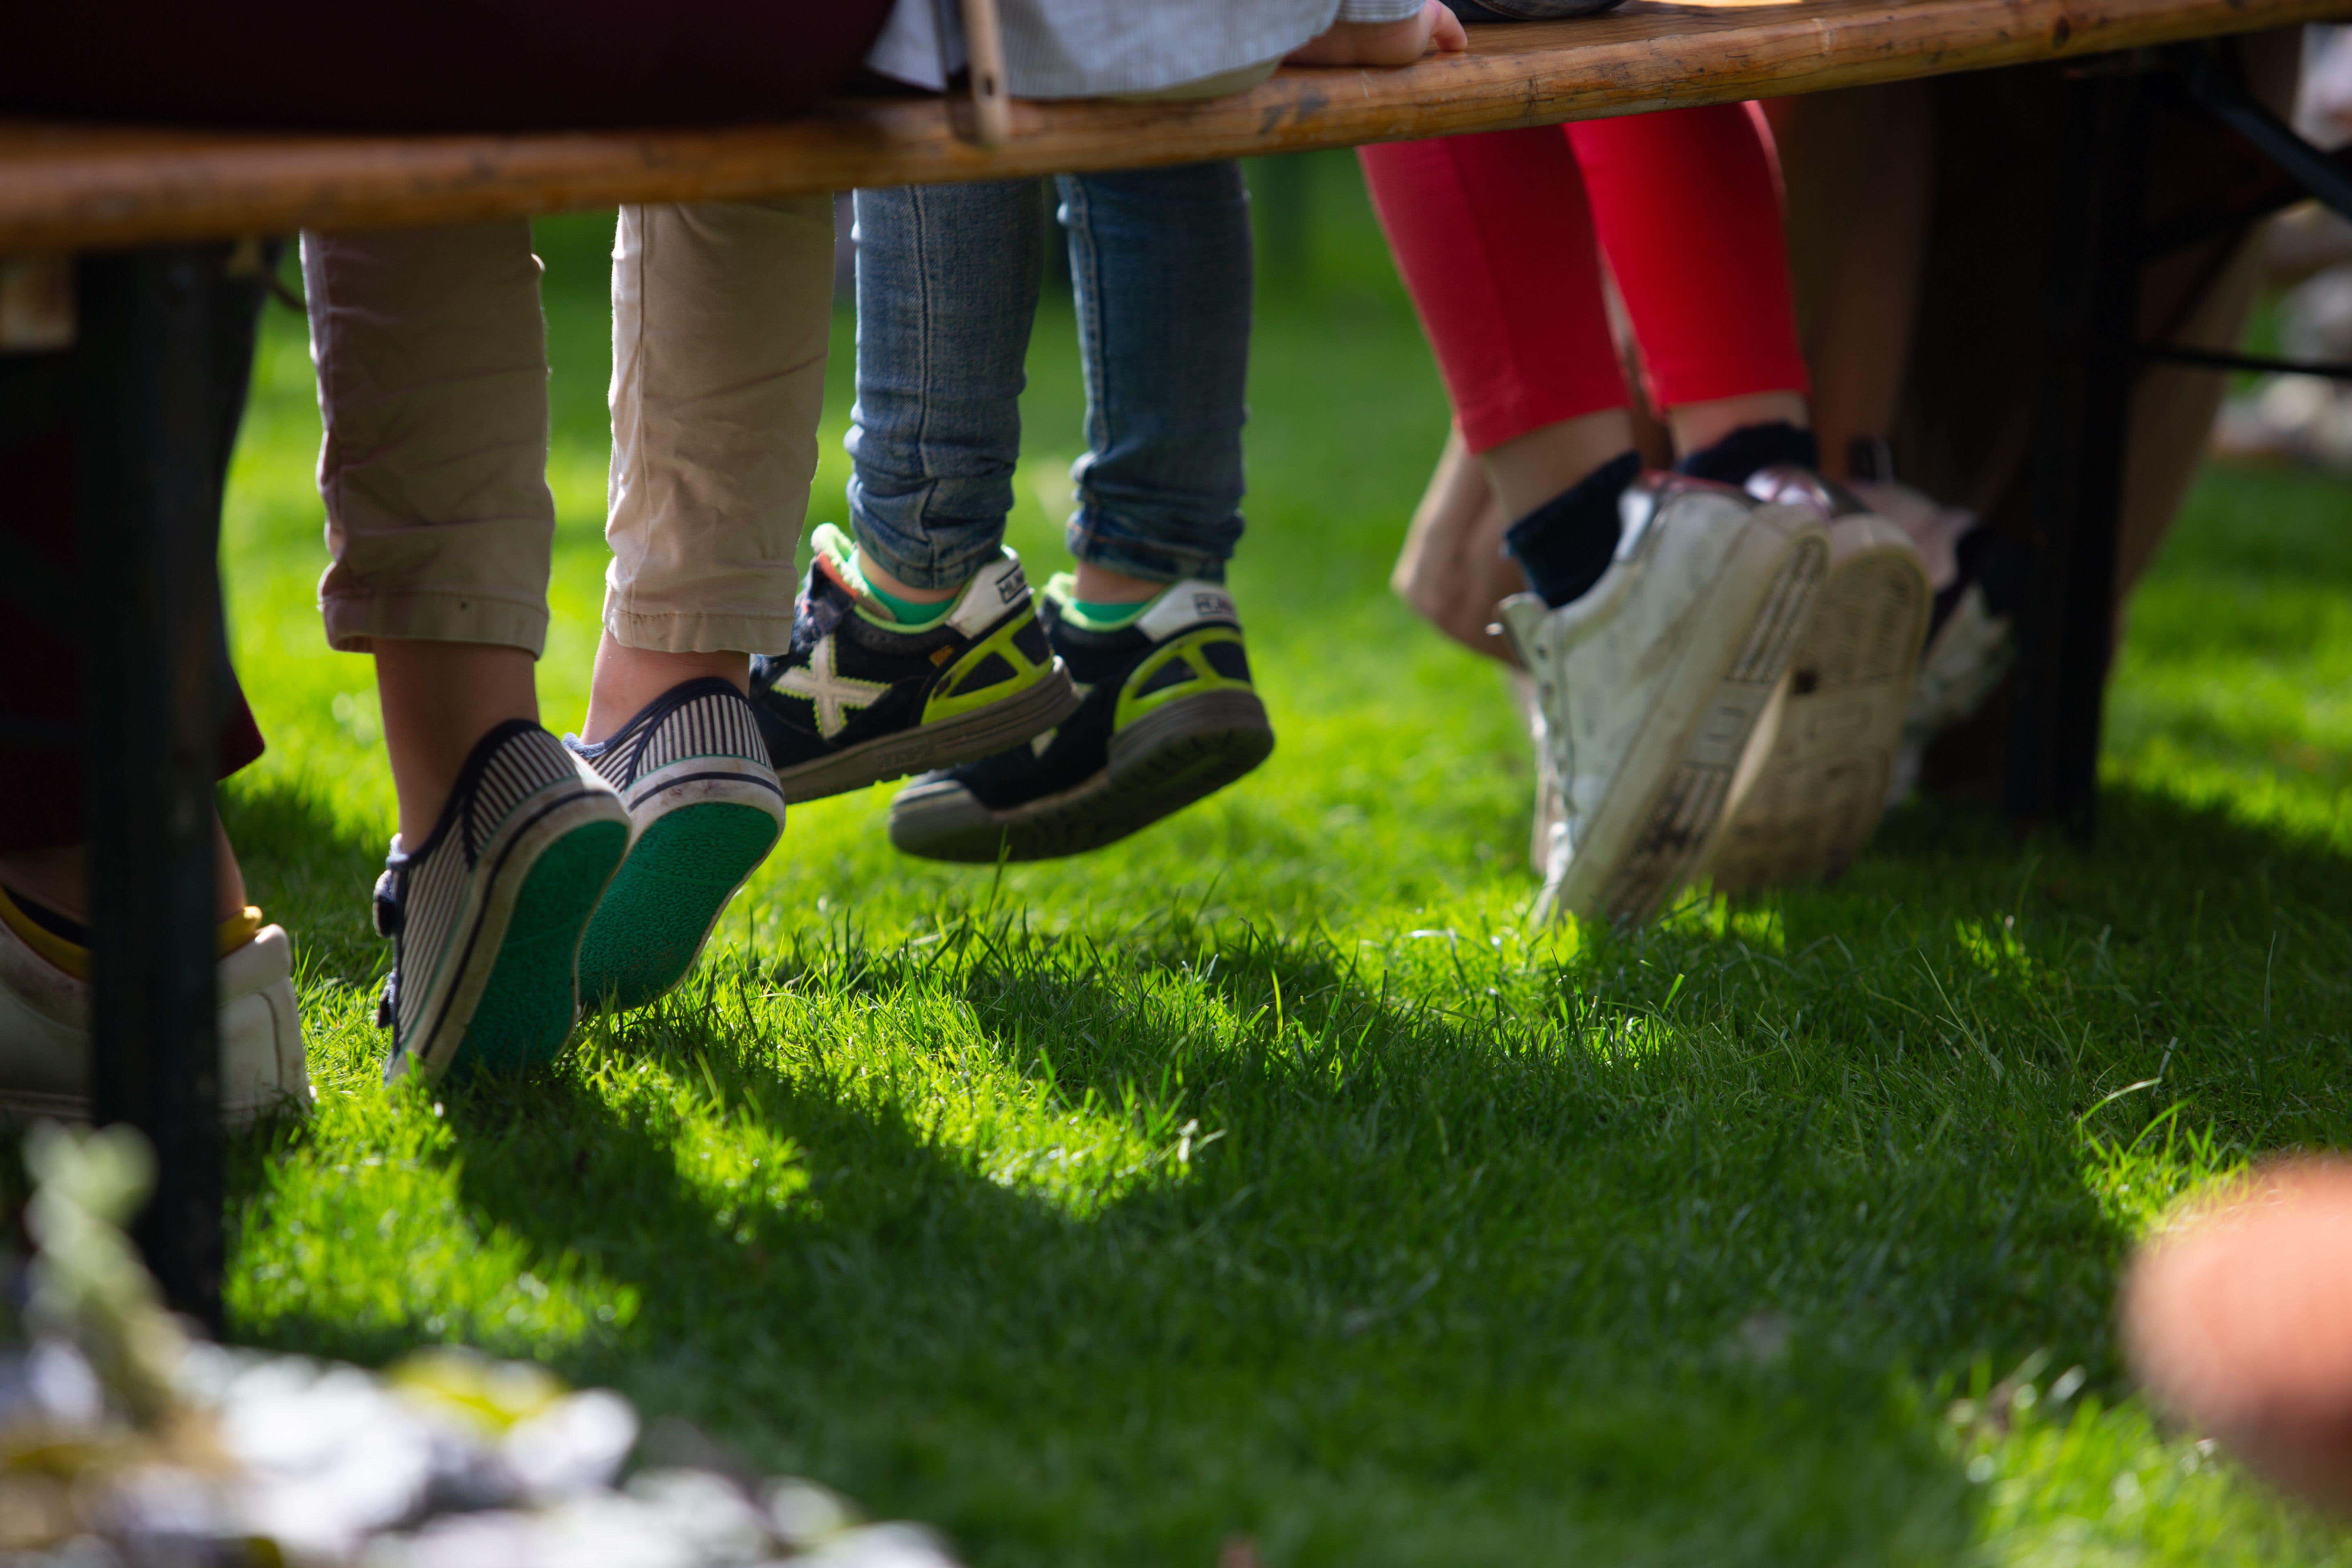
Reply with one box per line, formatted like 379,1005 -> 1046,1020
866,0 -> 1423,100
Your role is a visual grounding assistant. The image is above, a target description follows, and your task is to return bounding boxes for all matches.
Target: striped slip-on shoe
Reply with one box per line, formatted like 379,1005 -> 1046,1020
570,677 -> 786,1013
373,719 -> 630,1082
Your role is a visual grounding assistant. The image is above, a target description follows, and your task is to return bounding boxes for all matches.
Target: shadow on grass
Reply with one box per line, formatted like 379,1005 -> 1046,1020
218,773 -> 390,980
224,777 -> 2352,1565
396,969 -> 1987,1564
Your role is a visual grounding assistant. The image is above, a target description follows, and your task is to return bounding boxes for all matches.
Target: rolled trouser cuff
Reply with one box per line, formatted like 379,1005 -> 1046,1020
601,606 -> 799,656
319,586 -> 550,657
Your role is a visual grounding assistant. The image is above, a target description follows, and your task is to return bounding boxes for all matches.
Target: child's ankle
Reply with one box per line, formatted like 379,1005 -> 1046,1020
1505,450 -> 1640,608
584,638 -> 747,743
1069,564 -> 1162,606
853,552 -> 964,626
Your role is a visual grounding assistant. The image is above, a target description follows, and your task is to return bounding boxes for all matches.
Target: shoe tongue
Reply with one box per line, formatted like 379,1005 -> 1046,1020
811,521 -> 858,573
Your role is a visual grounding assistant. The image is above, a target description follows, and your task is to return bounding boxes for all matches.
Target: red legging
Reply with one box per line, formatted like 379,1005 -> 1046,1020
1359,103 -> 1809,456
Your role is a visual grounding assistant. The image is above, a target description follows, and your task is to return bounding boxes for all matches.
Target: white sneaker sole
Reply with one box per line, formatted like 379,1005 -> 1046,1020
1705,516 -> 1932,893
1539,506 -> 1831,929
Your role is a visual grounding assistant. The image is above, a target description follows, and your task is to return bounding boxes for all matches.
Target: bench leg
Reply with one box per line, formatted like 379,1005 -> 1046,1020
71,247 -> 245,1330
2007,66 -> 2149,841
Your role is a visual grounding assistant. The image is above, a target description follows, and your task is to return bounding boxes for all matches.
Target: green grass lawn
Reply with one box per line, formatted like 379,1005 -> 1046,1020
207,172 -> 2352,1565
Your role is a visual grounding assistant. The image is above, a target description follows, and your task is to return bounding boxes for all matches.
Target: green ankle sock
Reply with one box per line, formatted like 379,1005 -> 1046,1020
1060,595 -> 1157,632
851,556 -> 958,628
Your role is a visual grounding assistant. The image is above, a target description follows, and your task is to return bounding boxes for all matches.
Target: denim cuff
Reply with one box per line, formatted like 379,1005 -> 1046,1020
845,474 -> 1013,591
1064,506 -> 1239,585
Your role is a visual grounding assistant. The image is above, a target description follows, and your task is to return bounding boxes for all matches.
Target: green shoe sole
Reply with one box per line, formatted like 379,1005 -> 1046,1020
578,802 -> 782,1013
452,818 -> 629,1076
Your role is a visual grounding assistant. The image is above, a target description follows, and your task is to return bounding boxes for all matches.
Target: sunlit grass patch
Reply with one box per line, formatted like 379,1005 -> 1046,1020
188,188 -> 2352,1565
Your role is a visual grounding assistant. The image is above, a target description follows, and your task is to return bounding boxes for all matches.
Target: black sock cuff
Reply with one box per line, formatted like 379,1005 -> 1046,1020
3,884 -> 92,947
1503,450 -> 1642,608
1674,421 -> 1819,487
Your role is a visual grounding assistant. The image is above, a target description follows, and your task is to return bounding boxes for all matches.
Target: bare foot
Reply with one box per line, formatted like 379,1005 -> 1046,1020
1286,0 -> 1468,68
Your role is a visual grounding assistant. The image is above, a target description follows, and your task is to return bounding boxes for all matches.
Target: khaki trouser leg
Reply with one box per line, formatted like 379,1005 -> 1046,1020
605,195 -> 835,655
305,220 -> 557,656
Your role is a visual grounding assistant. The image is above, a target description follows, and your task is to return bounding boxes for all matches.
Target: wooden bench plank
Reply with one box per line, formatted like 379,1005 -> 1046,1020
6,0 -> 2349,252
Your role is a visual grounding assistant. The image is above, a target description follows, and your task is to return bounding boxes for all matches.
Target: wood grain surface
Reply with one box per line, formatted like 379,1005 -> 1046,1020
6,0 -> 2350,252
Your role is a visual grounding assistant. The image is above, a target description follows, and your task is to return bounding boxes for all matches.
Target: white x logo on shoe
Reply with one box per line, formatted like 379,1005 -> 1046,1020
775,635 -> 891,739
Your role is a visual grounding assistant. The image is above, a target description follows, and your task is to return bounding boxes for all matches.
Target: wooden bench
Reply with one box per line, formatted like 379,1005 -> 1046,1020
9,0 -> 2352,1321
8,0 -> 2352,248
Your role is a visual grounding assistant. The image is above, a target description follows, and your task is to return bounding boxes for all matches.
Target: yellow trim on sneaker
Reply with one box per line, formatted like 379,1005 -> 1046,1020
0,884 -> 89,982
921,610 -> 1055,725
217,905 -> 264,959
1114,626 -> 1254,732
0,890 -> 262,980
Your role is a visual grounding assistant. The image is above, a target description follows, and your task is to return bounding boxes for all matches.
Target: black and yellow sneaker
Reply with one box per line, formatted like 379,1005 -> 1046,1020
750,525 -> 1080,804
888,576 -> 1274,862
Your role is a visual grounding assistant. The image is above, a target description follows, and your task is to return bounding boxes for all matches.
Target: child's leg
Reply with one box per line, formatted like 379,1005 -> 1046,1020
1365,120 -> 1836,929
0,256 -> 310,1123
883,161 -> 1272,866
1359,127 -> 1639,603
751,181 -> 1078,806
307,221 -> 630,1080
1573,107 -> 1936,900
590,195 -> 831,739
568,196 -> 826,1013
1055,160 -> 1252,598
1359,125 -> 1635,495
306,220 -> 554,846
846,179 -> 1045,600
1566,104 -> 1813,461
0,290 -> 267,922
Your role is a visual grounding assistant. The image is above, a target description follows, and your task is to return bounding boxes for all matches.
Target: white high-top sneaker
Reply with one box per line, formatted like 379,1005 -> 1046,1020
1499,475 -> 1829,929
1700,468 -> 1932,893
1506,667 -> 1560,879
0,891 -> 311,1125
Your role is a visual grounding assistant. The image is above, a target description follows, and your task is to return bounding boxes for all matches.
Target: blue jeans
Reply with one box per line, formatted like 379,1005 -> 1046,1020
847,161 -> 1252,589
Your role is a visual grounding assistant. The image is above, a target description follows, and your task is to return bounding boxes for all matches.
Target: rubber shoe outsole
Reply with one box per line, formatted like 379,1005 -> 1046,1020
1705,523 -> 1931,893
773,665 -> 1081,805
578,800 -> 782,1013
889,689 -> 1273,863
1530,511 -> 1831,929
414,815 -> 629,1080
